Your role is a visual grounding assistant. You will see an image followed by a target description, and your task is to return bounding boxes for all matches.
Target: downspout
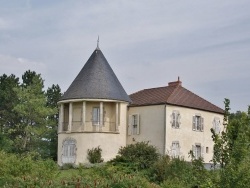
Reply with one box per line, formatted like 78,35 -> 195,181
163,104 -> 167,155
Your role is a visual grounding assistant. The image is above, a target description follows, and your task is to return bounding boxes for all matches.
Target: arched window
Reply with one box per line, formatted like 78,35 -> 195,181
62,138 -> 76,164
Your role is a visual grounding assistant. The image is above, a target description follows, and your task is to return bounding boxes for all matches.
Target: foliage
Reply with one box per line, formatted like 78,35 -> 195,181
87,146 -> 104,163
111,141 -> 160,170
0,74 -> 19,135
0,70 -> 61,159
0,151 -> 59,187
211,99 -> 250,187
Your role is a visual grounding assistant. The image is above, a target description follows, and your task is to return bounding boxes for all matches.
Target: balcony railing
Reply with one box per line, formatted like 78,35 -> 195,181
60,121 -> 118,133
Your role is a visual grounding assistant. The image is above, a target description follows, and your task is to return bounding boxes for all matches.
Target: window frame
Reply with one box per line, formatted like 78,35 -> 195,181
62,138 -> 77,164
171,141 -> 180,158
213,117 -> 221,134
192,144 -> 204,159
171,111 -> 181,129
192,114 -> 204,131
128,114 -> 140,135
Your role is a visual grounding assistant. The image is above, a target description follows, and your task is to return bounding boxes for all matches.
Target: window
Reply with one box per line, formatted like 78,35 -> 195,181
171,111 -> 181,128
206,147 -> 209,153
62,138 -> 76,164
192,115 -> 204,131
171,141 -> 180,158
192,144 -> 204,159
213,117 -> 221,134
92,107 -> 100,125
128,114 -> 140,135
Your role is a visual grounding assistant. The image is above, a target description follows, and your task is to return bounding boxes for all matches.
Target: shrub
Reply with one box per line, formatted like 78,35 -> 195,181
150,155 -> 192,184
111,141 -> 159,170
87,146 -> 103,163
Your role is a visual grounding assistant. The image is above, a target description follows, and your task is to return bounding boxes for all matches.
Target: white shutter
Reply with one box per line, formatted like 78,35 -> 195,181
192,116 -> 196,130
177,113 -> 181,128
136,114 -> 140,135
192,145 -> 195,158
201,146 -> 204,158
201,117 -> 204,131
172,142 -> 176,157
128,115 -> 132,135
172,113 -> 175,128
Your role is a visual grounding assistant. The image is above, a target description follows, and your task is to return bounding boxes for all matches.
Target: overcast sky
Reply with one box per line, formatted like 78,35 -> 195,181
0,0 -> 250,112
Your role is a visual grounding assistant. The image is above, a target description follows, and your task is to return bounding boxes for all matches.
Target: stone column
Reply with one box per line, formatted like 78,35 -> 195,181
82,101 -> 86,131
100,102 -> 103,131
59,103 -> 64,132
115,102 -> 119,132
68,102 -> 73,132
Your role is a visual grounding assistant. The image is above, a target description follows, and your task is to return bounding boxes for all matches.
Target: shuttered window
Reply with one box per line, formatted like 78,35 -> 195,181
171,141 -> 180,158
171,111 -> 181,128
213,117 -> 221,134
192,144 -> 204,159
192,115 -> 204,131
62,138 -> 76,164
128,114 -> 140,135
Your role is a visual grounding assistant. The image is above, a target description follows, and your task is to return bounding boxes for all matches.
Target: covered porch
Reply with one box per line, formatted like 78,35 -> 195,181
58,100 -> 121,133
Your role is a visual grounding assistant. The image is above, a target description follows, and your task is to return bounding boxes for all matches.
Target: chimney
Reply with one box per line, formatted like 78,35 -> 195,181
168,76 -> 182,87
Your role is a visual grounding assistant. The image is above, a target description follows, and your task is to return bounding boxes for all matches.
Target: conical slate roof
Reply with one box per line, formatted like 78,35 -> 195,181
60,48 -> 131,102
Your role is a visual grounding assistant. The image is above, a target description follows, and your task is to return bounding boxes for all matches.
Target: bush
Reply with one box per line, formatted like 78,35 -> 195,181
111,141 -> 160,170
87,146 -> 103,163
150,155 -> 192,184
0,151 -> 59,187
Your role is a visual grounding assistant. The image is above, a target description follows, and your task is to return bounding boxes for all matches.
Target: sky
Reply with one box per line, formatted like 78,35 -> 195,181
0,0 -> 250,113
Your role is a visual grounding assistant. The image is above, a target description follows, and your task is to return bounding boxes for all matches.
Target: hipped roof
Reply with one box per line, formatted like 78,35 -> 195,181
129,80 -> 224,114
60,48 -> 131,103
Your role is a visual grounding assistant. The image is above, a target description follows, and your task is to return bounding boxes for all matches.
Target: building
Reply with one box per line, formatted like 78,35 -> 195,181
57,45 -> 224,165
128,78 -> 224,163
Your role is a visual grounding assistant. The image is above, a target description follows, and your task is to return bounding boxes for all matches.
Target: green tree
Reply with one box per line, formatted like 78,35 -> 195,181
0,74 -> 20,133
44,84 -> 62,160
12,72 -> 55,155
211,99 -> 250,187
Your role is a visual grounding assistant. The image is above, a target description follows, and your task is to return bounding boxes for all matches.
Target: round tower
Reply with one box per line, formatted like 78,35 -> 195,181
57,46 -> 131,165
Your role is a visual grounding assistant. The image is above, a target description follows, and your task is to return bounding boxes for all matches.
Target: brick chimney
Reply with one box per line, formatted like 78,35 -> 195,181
168,76 -> 182,87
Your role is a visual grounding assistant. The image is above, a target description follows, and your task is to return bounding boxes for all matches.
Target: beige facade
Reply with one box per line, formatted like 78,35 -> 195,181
128,104 -> 223,163
57,99 -> 128,165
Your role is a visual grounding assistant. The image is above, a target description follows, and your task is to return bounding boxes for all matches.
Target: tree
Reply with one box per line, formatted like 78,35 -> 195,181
44,84 -> 62,160
211,99 -> 250,187
0,74 -> 20,133
12,72 -> 55,155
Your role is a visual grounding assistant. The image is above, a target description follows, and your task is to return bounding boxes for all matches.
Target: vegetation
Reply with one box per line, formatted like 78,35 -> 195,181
0,70 -> 62,159
87,146 -> 104,163
111,141 -> 159,170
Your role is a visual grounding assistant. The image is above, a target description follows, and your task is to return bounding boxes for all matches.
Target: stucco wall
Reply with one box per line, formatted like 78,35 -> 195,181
127,105 -> 165,154
165,105 -> 223,163
58,102 -> 127,165
128,104 -> 223,163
